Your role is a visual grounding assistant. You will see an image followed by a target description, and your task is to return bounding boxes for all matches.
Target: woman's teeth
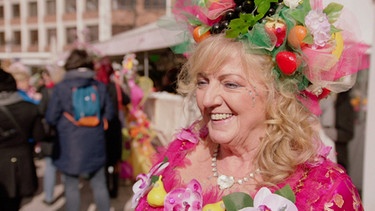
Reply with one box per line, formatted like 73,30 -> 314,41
211,113 -> 233,120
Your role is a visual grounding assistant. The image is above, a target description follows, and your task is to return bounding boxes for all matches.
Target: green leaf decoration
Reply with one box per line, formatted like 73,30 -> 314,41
244,23 -> 275,52
298,75 -> 311,91
226,14 -> 257,38
170,29 -> 193,54
188,19 -> 203,26
257,1 -> 271,15
151,175 -> 159,184
302,34 -> 314,45
199,25 -> 211,35
330,25 -> 342,34
273,67 -> 282,79
323,3 -> 343,24
223,192 -> 254,211
255,0 -> 278,8
184,13 -> 203,26
194,0 -> 206,7
288,0 -> 311,24
274,184 -> 296,203
255,0 -> 278,19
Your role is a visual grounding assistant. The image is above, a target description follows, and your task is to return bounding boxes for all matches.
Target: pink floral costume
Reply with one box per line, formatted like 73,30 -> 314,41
132,123 -> 363,210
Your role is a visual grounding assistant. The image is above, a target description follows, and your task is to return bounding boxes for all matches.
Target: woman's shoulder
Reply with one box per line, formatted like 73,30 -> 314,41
154,121 -> 206,162
293,159 -> 363,210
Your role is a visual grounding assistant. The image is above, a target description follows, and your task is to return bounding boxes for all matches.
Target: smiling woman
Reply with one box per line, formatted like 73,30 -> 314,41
131,0 -> 365,210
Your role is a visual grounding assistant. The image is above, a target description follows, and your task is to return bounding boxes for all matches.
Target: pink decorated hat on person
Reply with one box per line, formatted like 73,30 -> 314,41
172,0 -> 368,115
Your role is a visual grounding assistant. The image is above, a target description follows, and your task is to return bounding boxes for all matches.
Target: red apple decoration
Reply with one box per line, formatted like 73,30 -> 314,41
265,18 -> 287,47
275,51 -> 298,75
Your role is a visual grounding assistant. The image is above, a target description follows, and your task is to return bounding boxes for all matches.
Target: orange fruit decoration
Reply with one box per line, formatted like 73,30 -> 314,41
287,25 -> 308,49
193,26 -> 211,43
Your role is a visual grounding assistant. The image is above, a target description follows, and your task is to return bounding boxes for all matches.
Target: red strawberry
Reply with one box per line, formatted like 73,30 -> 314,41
275,51 -> 298,75
265,18 -> 287,47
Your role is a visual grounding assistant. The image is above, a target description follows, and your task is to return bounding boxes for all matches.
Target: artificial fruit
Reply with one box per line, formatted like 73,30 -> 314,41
193,26 -> 211,43
288,25 -> 308,49
147,176 -> 167,207
265,18 -> 287,47
275,51 -> 299,75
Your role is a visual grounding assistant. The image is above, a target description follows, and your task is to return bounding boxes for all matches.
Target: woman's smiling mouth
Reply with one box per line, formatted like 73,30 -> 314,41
210,113 -> 233,121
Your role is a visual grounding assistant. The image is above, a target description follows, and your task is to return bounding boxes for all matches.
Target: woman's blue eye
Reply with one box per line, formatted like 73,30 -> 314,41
224,82 -> 240,89
197,79 -> 208,88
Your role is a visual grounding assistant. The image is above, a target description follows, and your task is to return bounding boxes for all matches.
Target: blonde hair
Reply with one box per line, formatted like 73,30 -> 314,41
178,35 -> 321,186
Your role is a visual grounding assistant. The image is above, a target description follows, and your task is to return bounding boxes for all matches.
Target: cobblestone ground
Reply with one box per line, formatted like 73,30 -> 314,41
20,159 -> 134,211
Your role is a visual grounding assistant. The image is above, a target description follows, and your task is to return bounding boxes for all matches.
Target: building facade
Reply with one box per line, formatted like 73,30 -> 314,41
0,0 -> 168,66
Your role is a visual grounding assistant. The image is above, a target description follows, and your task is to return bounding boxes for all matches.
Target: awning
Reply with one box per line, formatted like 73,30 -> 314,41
92,16 -> 186,56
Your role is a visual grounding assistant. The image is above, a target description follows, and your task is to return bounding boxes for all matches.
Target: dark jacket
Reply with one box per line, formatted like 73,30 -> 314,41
37,84 -> 59,158
105,82 -> 130,165
335,91 -> 355,170
46,70 -> 115,175
0,92 -> 45,198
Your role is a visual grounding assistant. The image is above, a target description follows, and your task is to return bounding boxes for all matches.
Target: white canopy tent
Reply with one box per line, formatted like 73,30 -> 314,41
92,16 -> 186,76
92,16 -> 186,56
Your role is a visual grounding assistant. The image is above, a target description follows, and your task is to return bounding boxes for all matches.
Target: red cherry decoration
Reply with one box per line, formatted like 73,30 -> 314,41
265,19 -> 287,47
275,51 -> 298,75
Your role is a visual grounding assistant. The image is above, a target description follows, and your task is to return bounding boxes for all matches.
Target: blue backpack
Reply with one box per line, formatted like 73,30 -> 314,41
64,85 -> 101,127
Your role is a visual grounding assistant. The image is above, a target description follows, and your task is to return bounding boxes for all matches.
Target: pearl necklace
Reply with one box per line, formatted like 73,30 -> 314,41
211,145 -> 260,190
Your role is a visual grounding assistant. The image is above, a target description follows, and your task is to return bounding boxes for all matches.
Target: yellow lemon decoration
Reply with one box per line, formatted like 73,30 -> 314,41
202,200 -> 226,211
147,176 -> 167,207
332,32 -> 344,59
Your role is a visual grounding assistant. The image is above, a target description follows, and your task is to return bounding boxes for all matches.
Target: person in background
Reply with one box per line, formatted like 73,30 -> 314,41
322,90 -> 355,171
7,60 -> 41,104
319,94 -> 338,163
37,69 -> 61,205
0,68 -> 45,211
95,56 -> 130,198
161,66 -> 181,94
131,0 -> 365,210
46,49 -> 114,211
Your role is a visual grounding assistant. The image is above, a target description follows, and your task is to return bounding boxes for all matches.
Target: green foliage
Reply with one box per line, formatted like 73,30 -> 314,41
223,192 -> 253,211
289,0 -> 311,25
226,14 -> 258,38
323,3 -> 344,23
226,0 -> 278,38
275,184 -> 296,203
151,175 -> 159,184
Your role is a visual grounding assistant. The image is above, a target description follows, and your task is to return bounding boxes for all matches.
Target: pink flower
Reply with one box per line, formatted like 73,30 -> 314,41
305,10 -> 331,48
176,127 -> 199,144
206,0 -> 235,21
131,161 -> 169,208
238,187 -> 298,211
164,179 -> 203,211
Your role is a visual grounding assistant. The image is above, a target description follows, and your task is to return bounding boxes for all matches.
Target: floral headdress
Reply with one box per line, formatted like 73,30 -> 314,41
172,0 -> 367,115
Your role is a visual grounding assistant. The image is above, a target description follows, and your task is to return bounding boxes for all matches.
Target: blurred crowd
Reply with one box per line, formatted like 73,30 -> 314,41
0,49 -> 181,211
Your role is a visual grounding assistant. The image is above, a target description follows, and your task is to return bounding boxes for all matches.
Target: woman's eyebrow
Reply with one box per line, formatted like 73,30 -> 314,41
217,73 -> 246,81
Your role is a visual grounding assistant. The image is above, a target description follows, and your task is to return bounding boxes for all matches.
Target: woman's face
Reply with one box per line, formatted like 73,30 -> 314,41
195,56 -> 267,146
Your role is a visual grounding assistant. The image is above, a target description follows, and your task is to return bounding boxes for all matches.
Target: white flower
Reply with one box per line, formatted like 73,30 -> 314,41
238,187 -> 298,211
305,10 -> 331,48
283,0 -> 302,9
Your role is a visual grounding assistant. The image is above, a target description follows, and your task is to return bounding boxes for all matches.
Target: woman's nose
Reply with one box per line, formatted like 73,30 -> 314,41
202,83 -> 222,107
